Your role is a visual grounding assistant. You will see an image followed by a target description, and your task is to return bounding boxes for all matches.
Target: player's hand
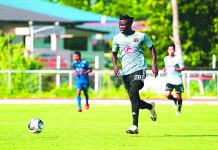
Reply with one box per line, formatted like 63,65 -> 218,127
152,64 -> 158,78
74,71 -> 79,76
113,66 -> 119,76
162,68 -> 166,74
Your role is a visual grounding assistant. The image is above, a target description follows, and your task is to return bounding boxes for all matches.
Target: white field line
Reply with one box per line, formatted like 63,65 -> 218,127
0,122 -> 25,124
0,122 -> 218,126
0,99 -> 218,105
154,122 -> 218,125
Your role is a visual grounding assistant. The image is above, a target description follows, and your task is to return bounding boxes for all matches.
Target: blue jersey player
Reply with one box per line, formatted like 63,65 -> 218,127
72,51 -> 92,112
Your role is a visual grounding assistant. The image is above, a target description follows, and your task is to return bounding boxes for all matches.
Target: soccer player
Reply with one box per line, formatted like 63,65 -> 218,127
72,51 -> 92,112
112,14 -> 158,134
163,44 -> 185,116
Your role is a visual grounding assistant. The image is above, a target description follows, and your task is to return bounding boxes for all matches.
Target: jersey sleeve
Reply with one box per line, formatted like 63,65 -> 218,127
178,59 -> 185,68
163,57 -> 167,66
143,33 -> 153,48
112,35 -> 119,52
85,61 -> 92,70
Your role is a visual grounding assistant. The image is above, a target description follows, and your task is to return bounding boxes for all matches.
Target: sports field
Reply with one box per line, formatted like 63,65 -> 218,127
0,100 -> 218,150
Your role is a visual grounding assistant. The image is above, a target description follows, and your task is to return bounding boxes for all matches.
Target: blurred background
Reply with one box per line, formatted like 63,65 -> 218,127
0,0 -> 217,99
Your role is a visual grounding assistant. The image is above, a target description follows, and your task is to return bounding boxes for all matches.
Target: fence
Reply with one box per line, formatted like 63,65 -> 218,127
184,70 -> 218,98
0,70 -> 217,98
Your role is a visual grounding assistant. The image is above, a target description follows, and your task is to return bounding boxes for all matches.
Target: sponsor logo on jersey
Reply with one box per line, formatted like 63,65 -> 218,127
124,46 -> 134,55
134,37 -> 139,42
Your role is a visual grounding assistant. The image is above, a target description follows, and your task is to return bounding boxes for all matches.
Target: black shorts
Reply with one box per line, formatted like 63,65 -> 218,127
165,83 -> 184,93
123,69 -> 146,91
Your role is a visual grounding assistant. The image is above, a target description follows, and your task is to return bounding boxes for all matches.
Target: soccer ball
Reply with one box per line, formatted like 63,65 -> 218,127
28,118 -> 44,133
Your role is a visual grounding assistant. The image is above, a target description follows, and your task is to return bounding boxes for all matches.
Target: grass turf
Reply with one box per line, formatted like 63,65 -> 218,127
0,103 -> 218,150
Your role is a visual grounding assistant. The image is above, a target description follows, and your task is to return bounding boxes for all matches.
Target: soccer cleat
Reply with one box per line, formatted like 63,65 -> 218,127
126,125 -> 138,134
78,108 -> 82,112
85,104 -> 89,110
149,102 -> 157,121
176,111 -> 181,116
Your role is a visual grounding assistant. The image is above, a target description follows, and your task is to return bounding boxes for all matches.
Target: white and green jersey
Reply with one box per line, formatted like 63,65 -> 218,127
164,56 -> 185,85
112,32 -> 153,75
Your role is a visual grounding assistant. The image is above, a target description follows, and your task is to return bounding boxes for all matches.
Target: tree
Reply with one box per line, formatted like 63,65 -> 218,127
50,0 -> 173,67
47,0 -> 91,10
49,0 -> 217,69
91,0 -> 218,68
0,33 -> 43,70
171,0 -> 182,59
0,32 -> 43,95
178,0 -> 217,68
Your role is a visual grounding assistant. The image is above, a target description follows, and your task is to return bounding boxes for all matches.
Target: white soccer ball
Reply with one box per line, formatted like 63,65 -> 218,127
28,118 -> 44,133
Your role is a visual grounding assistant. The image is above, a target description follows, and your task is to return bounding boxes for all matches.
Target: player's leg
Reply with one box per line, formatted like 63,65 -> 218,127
139,100 -> 152,109
83,89 -> 89,110
76,89 -> 82,112
176,93 -> 182,115
75,80 -> 83,112
82,81 -> 89,110
123,75 -> 138,134
131,79 -> 153,110
128,80 -> 143,127
166,83 -> 177,107
129,80 -> 157,123
131,70 -> 157,121
175,84 -> 184,115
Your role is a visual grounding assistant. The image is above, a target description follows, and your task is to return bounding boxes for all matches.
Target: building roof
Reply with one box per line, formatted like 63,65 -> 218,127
0,4 -> 70,24
0,0 -> 118,24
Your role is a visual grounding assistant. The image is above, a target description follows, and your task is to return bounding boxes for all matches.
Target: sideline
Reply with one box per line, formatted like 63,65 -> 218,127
0,98 -> 218,105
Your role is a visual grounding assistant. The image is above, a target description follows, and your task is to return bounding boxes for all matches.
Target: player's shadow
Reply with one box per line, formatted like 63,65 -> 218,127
164,134 -> 218,137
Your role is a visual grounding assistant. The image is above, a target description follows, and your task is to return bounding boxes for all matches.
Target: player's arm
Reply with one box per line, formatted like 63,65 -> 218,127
143,34 -> 158,77
162,58 -> 167,73
82,68 -> 92,74
112,52 -> 119,76
163,67 -> 167,73
111,35 -> 119,76
175,60 -> 185,72
175,67 -> 185,72
74,69 -> 79,76
149,45 -> 158,77
72,63 -> 79,76
82,62 -> 92,74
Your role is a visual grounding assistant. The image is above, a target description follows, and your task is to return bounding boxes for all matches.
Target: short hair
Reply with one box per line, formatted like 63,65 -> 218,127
168,44 -> 175,50
74,51 -> 81,57
119,14 -> 134,24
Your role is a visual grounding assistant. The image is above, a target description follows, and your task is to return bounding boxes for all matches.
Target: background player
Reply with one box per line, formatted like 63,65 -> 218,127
72,51 -> 92,112
112,14 -> 158,134
163,44 -> 185,116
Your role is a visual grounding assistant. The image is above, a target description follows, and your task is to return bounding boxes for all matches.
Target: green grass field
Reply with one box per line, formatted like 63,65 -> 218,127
0,103 -> 218,150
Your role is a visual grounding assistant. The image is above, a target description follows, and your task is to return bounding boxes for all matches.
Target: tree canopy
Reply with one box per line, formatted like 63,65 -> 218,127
51,0 -> 217,69
0,33 -> 43,70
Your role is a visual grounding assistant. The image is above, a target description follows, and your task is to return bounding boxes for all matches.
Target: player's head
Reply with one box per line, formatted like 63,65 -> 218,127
73,51 -> 81,62
119,14 -> 134,34
168,44 -> 175,56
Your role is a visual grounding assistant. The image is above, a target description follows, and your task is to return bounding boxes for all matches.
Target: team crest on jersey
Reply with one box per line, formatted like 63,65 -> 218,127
134,37 -> 139,42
